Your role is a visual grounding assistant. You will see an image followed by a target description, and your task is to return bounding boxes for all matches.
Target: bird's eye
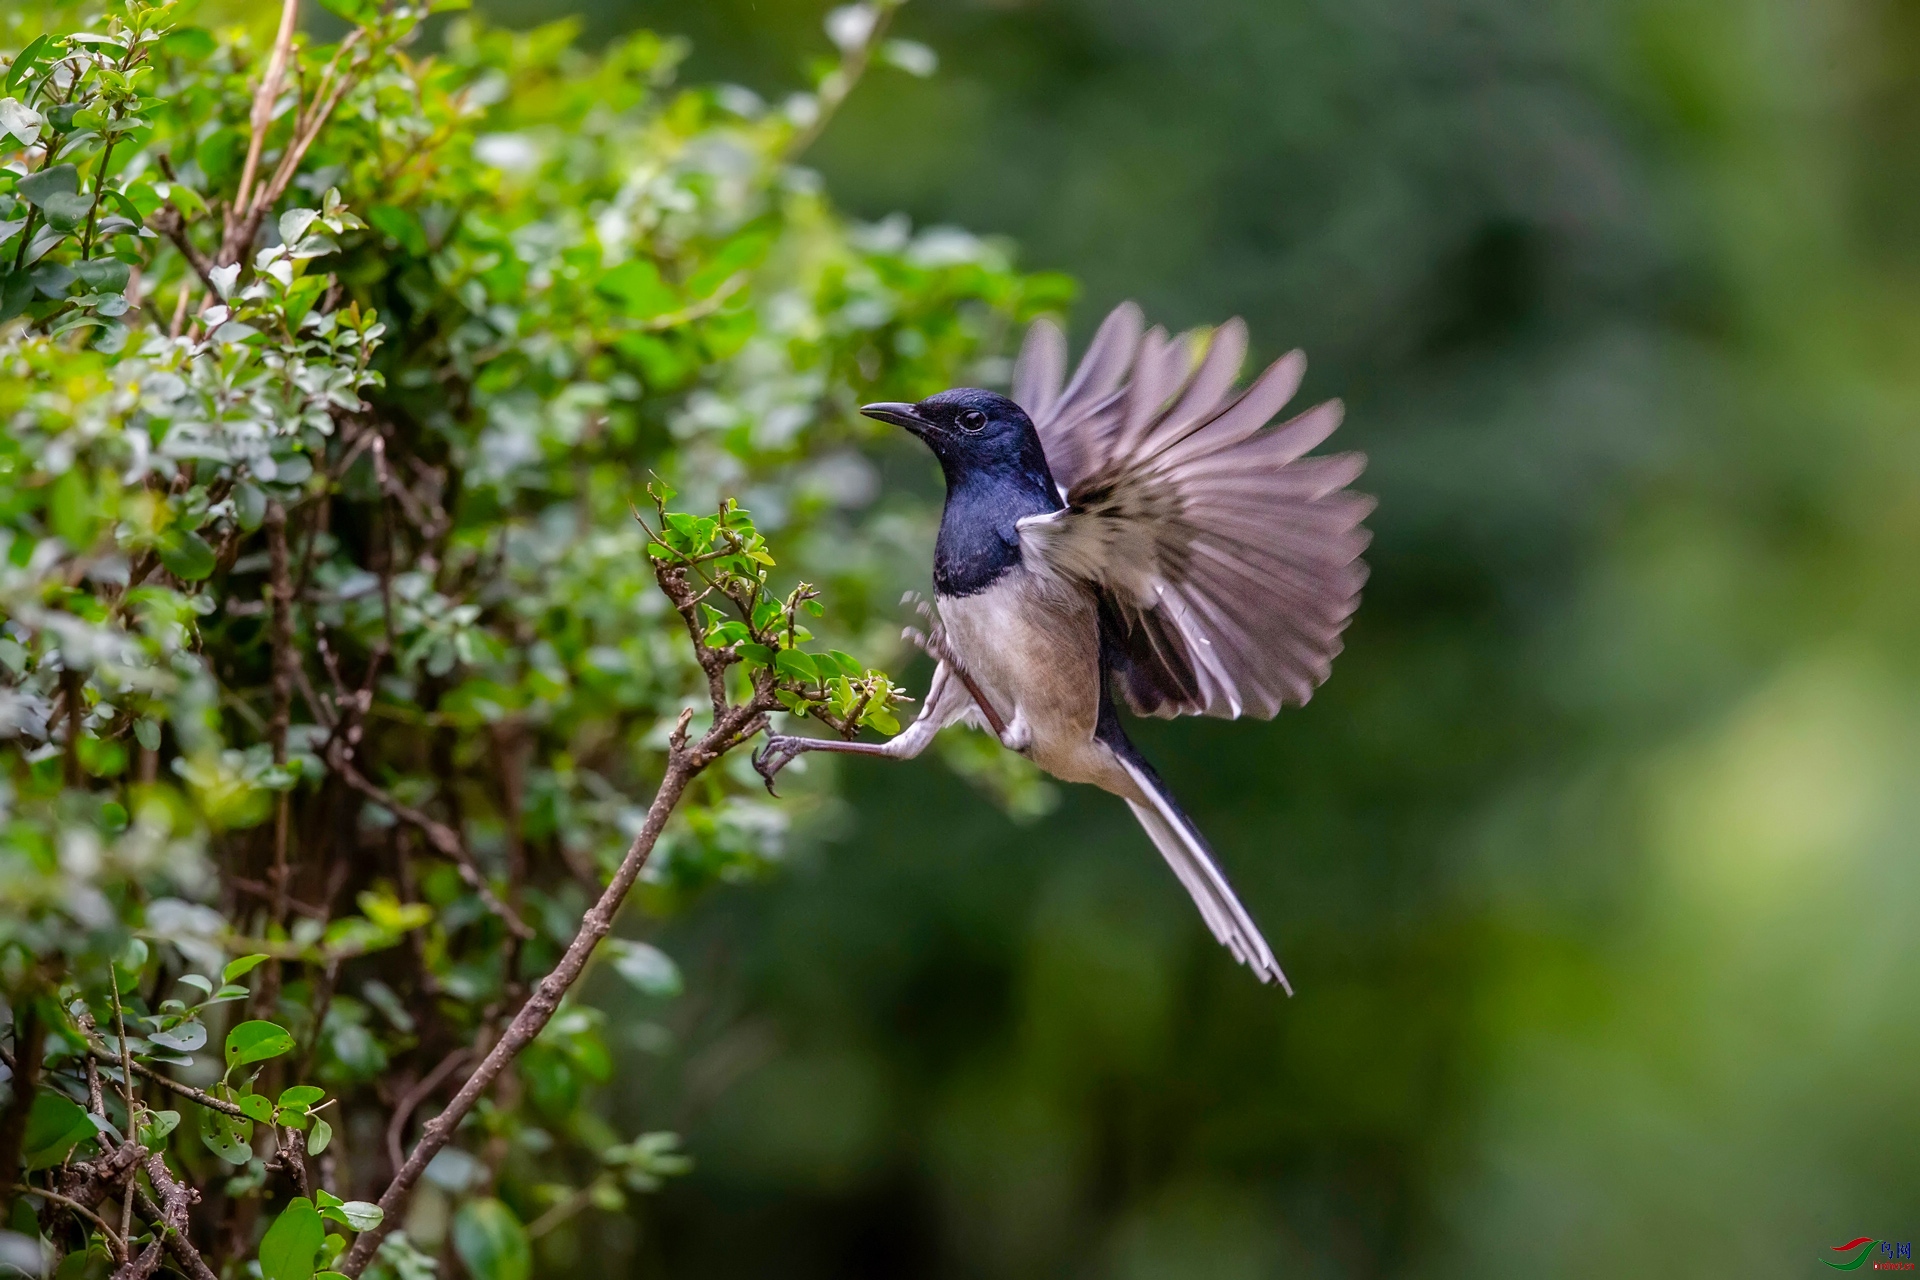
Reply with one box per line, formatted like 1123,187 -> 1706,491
959,409 -> 987,432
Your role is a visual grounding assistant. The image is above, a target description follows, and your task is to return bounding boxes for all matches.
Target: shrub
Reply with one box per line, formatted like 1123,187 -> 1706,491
0,1 -> 1066,1275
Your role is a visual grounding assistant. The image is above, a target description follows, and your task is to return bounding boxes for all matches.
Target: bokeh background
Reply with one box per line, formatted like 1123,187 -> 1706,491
484,0 -> 1920,1274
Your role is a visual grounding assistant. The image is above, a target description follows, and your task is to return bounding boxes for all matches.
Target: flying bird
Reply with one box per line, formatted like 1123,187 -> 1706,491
754,303 -> 1373,988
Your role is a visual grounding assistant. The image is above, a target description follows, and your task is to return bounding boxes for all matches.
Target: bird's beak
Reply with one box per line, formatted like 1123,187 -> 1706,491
860,402 -> 931,436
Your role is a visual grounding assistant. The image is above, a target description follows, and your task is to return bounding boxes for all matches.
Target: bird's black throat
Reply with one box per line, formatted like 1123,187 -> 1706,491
883,386 -> 1062,597
932,466 -> 1058,596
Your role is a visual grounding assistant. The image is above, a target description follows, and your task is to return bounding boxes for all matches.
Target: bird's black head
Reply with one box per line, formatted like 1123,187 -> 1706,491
860,389 -> 1057,498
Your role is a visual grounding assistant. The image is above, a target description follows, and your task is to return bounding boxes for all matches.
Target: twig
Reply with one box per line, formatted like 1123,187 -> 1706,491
337,699 -> 751,1276
120,1060 -> 249,1121
384,1046 -> 472,1177
526,1178 -> 602,1239
636,272 -> 747,332
66,1006 -> 108,1122
642,548 -> 732,717
326,748 -> 535,940
278,1127 -> 311,1199
11,1185 -> 127,1261
783,0 -> 900,161
107,968 -> 138,1231
0,1002 -> 48,1214
227,27 -> 366,267
265,502 -> 296,944
229,0 -> 301,254
150,206 -> 217,292
252,31 -> 362,220
80,138 -> 116,259
167,277 -> 193,338
134,1154 -> 216,1280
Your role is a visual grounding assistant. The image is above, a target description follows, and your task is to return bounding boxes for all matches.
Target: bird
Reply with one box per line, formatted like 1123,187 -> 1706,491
753,302 -> 1373,988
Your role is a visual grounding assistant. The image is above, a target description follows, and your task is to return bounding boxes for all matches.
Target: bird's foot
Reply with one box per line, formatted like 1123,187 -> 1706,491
901,598 -> 960,667
751,734 -> 808,796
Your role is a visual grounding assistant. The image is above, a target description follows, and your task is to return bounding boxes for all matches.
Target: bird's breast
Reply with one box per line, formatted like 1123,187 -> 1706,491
937,568 -> 1130,792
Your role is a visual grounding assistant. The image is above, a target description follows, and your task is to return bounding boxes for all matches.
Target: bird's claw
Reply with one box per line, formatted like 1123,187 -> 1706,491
751,733 -> 807,796
901,600 -> 959,668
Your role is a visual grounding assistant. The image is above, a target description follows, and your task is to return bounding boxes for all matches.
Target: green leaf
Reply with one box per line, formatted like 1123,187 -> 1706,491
22,1093 -> 94,1170
47,467 -> 96,550
366,204 -> 425,257
283,275 -> 325,332
73,257 -> 130,293
147,1021 -> 207,1053
158,530 -> 216,581
737,642 -> 773,669
223,953 -> 269,983
604,939 -> 682,996
278,1085 -> 325,1109
117,937 -> 149,983
164,182 -> 208,222
238,1092 -> 273,1124
0,270 -> 32,323
307,1116 -> 333,1154
225,1020 -> 297,1069
318,1197 -> 383,1231
17,164 -> 78,207
197,1093 -> 253,1165
37,191 -> 91,232
596,259 -> 679,319
774,650 -> 818,684
452,1198 -> 531,1280
314,0 -> 381,24
176,973 -> 214,998
0,97 -> 44,150
4,36 -> 52,95
136,1109 -> 180,1146
259,1196 -> 325,1280
157,27 -> 216,60
234,481 -> 268,531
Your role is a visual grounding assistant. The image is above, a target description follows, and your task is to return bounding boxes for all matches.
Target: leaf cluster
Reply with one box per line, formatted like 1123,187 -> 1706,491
0,0 -> 1067,1276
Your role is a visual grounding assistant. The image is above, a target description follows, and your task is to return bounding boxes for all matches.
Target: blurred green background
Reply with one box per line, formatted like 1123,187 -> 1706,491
483,0 -> 1920,1274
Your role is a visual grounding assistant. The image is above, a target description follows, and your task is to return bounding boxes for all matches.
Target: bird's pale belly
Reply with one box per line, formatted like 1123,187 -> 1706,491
937,568 -> 1137,796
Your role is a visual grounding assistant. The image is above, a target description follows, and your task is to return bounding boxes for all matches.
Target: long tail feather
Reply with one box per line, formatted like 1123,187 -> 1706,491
1117,758 -> 1290,991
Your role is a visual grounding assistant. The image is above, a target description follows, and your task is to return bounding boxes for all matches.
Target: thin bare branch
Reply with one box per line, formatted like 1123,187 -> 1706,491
13,1185 -> 127,1262
327,747 -> 536,940
337,703 -> 739,1276
150,206 -> 217,292
134,1154 -> 217,1280
121,1060 -> 249,1121
229,0 -> 301,252
384,1046 -> 473,1177
783,1 -> 901,161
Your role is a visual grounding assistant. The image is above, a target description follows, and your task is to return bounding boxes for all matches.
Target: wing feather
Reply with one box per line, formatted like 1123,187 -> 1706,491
1011,303 -> 1372,720
1012,317 -> 1067,422
1027,302 -> 1142,492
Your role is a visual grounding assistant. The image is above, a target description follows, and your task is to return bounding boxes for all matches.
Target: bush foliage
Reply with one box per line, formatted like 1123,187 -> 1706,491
0,0 -> 1064,1274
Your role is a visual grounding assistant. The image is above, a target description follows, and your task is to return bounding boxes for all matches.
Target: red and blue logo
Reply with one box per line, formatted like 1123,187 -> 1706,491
1826,1239 -> 1914,1271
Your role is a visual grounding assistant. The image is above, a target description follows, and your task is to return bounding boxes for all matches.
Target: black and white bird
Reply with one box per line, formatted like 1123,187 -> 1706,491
754,303 -> 1373,989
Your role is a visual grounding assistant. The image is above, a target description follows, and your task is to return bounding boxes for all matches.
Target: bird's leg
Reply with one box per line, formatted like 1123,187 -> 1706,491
901,595 -> 1009,740
751,734 -> 902,795
754,597 -> 1013,795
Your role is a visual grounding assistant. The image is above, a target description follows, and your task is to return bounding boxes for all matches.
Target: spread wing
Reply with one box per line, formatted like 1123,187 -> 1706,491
1013,303 -> 1373,720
